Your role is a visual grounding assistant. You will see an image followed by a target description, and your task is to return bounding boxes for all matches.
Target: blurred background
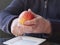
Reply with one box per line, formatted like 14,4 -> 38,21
0,0 -> 12,10
0,0 -> 14,38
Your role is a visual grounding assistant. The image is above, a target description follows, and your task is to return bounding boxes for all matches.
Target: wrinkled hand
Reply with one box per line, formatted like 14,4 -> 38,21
24,9 -> 51,34
11,18 -> 36,36
11,9 -> 51,36
11,18 -> 24,36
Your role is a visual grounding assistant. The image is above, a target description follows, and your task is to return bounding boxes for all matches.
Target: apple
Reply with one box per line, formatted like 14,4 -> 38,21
18,11 -> 35,25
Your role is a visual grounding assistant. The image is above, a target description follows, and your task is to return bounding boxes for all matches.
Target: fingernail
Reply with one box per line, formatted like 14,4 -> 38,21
28,9 -> 31,11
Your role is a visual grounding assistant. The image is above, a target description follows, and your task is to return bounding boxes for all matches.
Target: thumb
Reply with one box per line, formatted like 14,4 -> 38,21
24,16 -> 42,26
24,19 -> 36,26
28,9 -> 37,17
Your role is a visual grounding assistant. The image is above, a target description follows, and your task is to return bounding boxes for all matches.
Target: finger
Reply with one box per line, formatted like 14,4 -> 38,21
11,24 -> 24,36
24,16 -> 43,25
28,9 -> 38,17
23,26 -> 34,33
24,18 -> 38,26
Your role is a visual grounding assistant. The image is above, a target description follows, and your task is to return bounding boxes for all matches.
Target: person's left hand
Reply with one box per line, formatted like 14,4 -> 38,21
23,9 -> 51,34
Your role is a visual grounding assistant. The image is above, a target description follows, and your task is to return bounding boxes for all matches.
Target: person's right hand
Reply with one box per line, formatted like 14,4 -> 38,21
11,18 -> 24,36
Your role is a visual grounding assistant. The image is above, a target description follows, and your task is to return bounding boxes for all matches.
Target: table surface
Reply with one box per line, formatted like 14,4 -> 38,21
0,38 -> 60,45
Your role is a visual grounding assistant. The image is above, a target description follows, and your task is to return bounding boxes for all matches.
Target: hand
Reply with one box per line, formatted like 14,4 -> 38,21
24,9 -> 51,34
11,18 -> 24,36
11,9 -> 51,36
11,18 -> 37,36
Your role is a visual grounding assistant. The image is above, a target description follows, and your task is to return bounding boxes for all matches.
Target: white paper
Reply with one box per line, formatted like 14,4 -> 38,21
3,36 -> 46,45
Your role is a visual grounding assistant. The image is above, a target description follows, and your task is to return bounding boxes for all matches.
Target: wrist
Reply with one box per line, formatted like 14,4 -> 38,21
45,19 -> 52,34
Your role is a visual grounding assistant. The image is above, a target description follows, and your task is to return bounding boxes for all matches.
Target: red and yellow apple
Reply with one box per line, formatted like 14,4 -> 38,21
18,11 -> 35,25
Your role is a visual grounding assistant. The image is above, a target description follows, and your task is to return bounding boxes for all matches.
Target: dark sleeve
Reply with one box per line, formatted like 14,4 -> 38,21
48,19 -> 60,43
0,0 -> 26,34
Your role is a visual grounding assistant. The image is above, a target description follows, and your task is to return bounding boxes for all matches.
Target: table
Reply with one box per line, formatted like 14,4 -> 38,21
0,38 -> 60,45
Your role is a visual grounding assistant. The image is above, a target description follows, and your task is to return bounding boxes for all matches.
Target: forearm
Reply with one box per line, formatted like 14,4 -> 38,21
0,0 -> 25,34
49,19 -> 60,35
48,19 -> 60,42
0,11 -> 17,34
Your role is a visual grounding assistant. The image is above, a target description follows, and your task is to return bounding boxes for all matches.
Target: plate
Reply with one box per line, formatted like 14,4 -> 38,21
3,36 -> 46,45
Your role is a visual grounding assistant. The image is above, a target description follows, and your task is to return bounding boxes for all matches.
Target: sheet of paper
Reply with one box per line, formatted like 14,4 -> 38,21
3,36 -> 46,45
